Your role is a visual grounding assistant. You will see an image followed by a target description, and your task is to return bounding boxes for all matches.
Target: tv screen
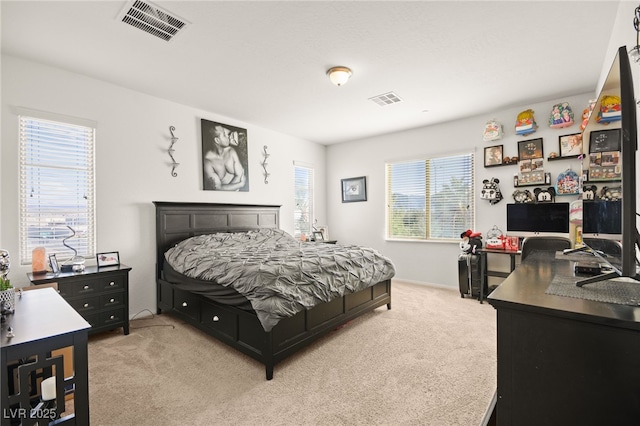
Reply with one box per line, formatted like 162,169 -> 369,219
507,203 -> 570,233
581,200 -> 622,235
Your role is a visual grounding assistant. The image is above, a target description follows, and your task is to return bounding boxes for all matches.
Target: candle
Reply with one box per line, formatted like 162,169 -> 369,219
32,247 -> 46,273
41,376 -> 56,401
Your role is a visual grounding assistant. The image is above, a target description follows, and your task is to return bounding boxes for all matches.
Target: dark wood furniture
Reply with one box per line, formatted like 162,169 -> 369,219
477,248 -> 520,303
487,252 -> 640,425
28,264 -> 131,335
154,202 -> 392,380
1,287 -> 90,425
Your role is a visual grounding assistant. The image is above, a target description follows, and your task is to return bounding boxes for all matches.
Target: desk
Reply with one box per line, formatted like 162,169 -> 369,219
476,249 -> 520,303
487,252 -> 640,425
1,288 -> 91,425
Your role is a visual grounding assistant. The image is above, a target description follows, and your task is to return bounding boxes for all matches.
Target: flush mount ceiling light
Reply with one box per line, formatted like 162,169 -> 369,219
327,66 -> 352,86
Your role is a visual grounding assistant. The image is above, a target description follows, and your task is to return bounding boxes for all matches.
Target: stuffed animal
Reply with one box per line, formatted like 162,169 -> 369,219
534,187 -> 555,203
582,185 -> 598,200
460,229 -> 483,254
600,186 -> 621,201
512,189 -> 534,203
480,178 -> 503,205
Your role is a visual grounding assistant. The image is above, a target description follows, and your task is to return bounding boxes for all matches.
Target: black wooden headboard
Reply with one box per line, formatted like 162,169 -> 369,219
153,202 -> 280,278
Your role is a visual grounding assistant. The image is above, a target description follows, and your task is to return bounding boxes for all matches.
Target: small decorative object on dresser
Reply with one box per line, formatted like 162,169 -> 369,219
313,231 -> 324,241
97,251 -> 120,267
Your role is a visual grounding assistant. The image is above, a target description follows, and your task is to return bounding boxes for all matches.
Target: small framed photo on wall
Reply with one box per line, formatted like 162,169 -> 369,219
518,138 -> 544,160
341,176 -> 367,203
558,133 -> 583,158
484,145 -> 503,167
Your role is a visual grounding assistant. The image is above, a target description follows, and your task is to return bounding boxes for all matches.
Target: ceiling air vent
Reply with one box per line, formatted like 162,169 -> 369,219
118,0 -> 189,42
369,92 -> 403,107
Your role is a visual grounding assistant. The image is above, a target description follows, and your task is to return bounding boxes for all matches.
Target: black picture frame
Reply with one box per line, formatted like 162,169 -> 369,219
518,138 -> 544,160
588,128 -> 621,153
49,254 -> 59,274
558,133 -> 583,158
341,176 -> 367,203
484,145 -> 503,167
201,119 -> 249,192
313,231 -> 324,241
96,251 -> 120,268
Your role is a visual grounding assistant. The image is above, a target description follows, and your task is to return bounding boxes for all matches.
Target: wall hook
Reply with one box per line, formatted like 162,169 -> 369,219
262,145 -> 270,184
168,126 -> 179,177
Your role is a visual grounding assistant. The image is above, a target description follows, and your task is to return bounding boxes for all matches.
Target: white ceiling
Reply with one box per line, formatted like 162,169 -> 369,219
1,1 -> 621,145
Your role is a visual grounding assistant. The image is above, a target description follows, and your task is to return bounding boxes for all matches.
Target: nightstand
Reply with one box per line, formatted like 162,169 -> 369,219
28,264 -> 131,335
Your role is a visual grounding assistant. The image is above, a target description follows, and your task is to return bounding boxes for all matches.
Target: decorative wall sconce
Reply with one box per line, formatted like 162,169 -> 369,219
630,5 -> 640,64
168,126 -> 179,177
262,145 -> 270,184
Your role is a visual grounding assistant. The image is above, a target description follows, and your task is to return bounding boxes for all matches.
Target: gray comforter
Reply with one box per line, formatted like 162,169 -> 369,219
164,228 -> 395,331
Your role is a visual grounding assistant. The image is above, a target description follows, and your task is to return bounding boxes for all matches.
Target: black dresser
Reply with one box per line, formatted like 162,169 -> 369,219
28,264 -> 131,335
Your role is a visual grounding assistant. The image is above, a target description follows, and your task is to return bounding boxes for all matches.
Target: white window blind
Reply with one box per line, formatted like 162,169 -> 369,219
293,164 -> 314,238
386,153 -> 474,240
19,115 -> 96,264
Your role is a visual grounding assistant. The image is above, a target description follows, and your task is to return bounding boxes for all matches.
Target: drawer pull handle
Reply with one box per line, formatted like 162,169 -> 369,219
182,302 -> 188,307
84,303 -> 89,308
110,315 -> 115,320
83,285 -> 89,290
109,281 -> 115,286
213,316 -> 219,322
110,298 -> 115,303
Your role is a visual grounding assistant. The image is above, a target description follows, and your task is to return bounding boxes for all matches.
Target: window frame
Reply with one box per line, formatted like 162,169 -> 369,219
293,162 -> 314,239
385,151 -> 475,242
18,111 -> 97,265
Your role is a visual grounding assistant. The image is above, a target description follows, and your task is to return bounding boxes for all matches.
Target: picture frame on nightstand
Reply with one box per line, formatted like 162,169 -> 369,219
97,251 -> 120,267
49,254 -> 59,274
313,231 -> 325,241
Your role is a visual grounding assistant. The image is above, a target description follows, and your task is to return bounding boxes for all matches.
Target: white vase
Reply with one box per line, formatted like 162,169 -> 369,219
0,288 -> 15,311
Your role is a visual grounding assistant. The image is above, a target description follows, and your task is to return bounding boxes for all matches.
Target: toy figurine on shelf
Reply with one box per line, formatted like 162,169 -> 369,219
515,109 -> 537,136
596,95 -> 621,123
548,102 -> 574,128
460,230 -> 483,254
580,99 -> 597,131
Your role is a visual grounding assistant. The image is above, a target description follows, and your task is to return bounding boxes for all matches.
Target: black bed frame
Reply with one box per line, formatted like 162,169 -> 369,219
154,202 -> 392,380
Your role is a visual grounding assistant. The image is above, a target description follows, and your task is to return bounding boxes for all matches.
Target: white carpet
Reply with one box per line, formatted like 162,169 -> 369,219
88,280 -> 497,425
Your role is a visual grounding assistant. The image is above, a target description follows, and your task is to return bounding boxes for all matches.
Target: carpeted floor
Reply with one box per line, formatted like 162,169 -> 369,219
87,280 -> 497,425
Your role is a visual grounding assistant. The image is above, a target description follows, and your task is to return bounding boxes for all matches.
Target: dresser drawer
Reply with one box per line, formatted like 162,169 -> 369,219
101,308 -> 126,327
68,295 -> 101,314
100,293 -> 124,309
200,301 -> 237,339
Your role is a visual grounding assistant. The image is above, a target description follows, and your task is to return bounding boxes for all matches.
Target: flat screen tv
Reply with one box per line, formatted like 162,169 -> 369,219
507,202 -> 569,234
577,46 -> 639,286
581,200 -> 622,238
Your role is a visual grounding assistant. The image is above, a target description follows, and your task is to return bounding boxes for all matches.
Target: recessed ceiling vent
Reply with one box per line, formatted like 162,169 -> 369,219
369,92 -> 403,107
118,0 -> 189,42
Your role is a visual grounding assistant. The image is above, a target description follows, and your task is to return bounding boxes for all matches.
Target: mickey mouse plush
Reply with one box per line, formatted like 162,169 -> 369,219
582,185 -> 598,200
460,230 -> 483,254
534,187 -> 555,203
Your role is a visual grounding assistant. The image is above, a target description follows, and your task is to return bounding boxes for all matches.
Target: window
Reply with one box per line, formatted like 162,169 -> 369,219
293,163 -> 314,238
19,114 -> 96,264
385,153 -> 474,240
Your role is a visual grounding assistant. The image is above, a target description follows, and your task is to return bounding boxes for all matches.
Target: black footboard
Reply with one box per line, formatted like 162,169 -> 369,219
157,278 -> 391,379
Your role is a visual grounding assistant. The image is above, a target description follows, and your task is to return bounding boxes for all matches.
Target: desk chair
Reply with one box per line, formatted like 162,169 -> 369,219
521,236 -> 572,261
582,238 -> 622,257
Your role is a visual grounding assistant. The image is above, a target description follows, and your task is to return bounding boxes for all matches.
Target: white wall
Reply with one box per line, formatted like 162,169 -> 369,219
327,93 -> 596,287
0,55 -> 327,317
